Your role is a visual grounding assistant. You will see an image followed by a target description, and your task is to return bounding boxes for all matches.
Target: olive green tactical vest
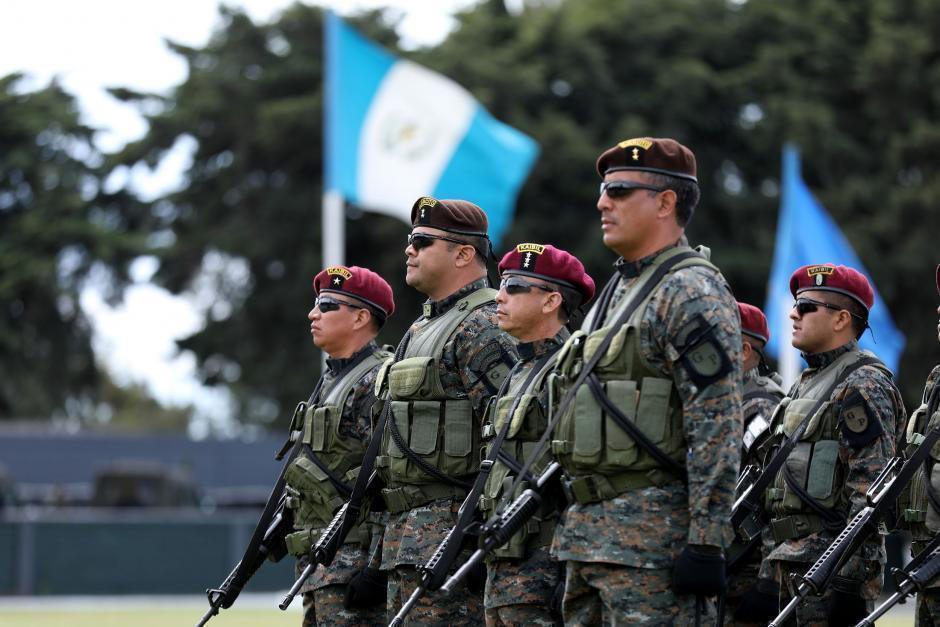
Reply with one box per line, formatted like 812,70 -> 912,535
898,382 -> 940,532
741,373 -> 786,463
480,352 -> 560,559
552,247 -> 717,497
375,288 -> 496,500
283,346 -> 391,557
765,350 -> 889,535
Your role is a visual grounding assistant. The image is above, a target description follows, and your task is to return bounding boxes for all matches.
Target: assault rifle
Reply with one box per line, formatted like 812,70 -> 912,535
769,422 -> 940,626
854,532 -> 940,626
196,478 -> 294,626
440,461 -> 562,594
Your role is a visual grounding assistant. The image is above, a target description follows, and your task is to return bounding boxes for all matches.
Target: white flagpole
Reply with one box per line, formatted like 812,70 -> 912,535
778,294 -> 800,389
322,189 -> 345,268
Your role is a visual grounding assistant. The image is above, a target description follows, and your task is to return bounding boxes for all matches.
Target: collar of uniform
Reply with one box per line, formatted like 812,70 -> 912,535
742,366 -> 760,384
517,328 -> 569,362
325,340 -> 379,375
802,339 -> 859,370
614,237 -> 688,279
422,277 -> 490,319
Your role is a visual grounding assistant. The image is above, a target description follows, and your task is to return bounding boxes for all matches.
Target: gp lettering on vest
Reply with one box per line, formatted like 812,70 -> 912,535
552,248 -> 716,493
377,289 -> 495,491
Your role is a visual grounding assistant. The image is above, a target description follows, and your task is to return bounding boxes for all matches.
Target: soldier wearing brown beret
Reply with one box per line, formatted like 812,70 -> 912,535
550,137 -> 743,623
377,197 -> 519,625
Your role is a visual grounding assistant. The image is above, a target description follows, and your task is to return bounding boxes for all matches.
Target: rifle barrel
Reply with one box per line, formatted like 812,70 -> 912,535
769,586 -> 806,627
440,548 -> 485,594
389,585 -> 424,627
279,562 -> 314,610
854,590 -> 905,627
195,603 -> 219,627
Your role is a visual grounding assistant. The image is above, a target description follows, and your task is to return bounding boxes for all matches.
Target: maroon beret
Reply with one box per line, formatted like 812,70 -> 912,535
737,302 -> 770,344
313,265 -> 395,317
499,243 -> 595,304
596,137 -> 698,182
411,196 -> 489,236
789,264 -> 873,311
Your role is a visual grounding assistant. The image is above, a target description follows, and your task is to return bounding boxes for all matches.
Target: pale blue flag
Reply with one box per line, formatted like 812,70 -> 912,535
765,145 -> 905,379
324,11 -> 539,246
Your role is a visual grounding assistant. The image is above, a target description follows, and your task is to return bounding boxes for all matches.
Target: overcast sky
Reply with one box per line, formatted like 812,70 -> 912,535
0,0 -> 480,436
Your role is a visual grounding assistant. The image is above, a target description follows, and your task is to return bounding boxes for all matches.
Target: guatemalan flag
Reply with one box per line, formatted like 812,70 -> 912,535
324,11 -> 539,246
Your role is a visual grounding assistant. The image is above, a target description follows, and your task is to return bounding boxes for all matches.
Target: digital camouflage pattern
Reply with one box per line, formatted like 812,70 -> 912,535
381,278 -> 518,570
292,340 -> 385,596
725,366 -> 784,625
553,241 -> 743,569
386,564 -> 484,626
910,364 -> 940,626
765,341 -> 905,601
775,560 -> 872,627
563,561 -> 711,625
300,583 -> 385,627
483,334 -> 565,623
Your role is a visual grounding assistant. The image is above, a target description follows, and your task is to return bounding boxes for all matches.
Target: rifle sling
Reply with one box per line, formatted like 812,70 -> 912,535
921,383 -> 940,517
502,251 -> 700,505
425,352 -> 555,587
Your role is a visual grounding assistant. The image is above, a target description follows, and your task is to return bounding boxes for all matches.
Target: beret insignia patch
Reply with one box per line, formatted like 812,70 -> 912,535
325,266 -> 352,288
618,138 -> 654,150
516,243 -> 545,254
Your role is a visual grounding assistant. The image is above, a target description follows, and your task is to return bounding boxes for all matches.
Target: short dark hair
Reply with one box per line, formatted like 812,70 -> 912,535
446,235 -> 490,268
555,285 -> 583,324
825,292 -> 868,339
645,172 -> 701,227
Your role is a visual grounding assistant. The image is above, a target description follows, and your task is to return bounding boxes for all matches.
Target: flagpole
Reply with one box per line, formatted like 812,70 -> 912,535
323,10 -> 344,268
778,294 -> 799,390
322,189 -> 345,267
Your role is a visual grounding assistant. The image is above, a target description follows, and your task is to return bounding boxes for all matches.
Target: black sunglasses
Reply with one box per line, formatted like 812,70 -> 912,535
315,296 -> 365,314
792,297 -> 869,322
407,232 -> 471,251
500,276 -> 557,295
599,180 -> 668,199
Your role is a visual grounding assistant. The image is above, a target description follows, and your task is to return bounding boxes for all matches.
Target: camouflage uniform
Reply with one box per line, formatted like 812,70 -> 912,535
766,341 -> 905,626
901,364 -> 940,626
283,340 -> 390,627
378,278 -> 518,626
481,333 -> 567,627
551,240 -> 743,625
725,367 -> 785,625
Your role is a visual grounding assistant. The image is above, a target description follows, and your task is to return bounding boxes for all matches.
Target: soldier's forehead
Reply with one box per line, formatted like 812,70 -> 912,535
411,226 -> 450,237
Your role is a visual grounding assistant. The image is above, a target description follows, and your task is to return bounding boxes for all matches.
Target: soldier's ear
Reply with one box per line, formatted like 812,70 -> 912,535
657,189 -> 677,219
543,291 -> 563,316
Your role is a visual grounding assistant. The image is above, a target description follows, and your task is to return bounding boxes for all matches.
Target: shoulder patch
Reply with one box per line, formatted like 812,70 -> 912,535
839,390 -> 883,449
675,313 -> 733,388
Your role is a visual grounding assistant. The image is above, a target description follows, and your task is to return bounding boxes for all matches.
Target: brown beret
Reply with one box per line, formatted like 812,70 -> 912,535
596,137 -> 698,183
313,265 -> 395,318
410,196 -> 489,236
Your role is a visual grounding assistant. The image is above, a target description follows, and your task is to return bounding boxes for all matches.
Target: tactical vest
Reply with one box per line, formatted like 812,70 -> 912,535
479,351 -> 560,559
765,349 -> 890,543
898,378 -> 940,532
375,288 -> 496,513
552,247 -> 717,504
283,346 -> 391,557
741,373 -> 786,465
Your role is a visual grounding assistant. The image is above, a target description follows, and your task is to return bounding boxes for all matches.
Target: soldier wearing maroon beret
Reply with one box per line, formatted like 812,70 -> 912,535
725,302 -> 785,626
478,243 -> 594,626
898,264 -> 940,626
760,263 -> 905,625
283,265 -> 395,626
550,137 -> 743,624
378,196 -> 519,625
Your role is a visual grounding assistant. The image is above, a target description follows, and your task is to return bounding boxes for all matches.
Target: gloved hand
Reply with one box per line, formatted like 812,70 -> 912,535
344,567 -> 387,609
732,578 -> 779,622
827,589 -> 867,627
672,544 -> 727,596
465,560 -> 486,595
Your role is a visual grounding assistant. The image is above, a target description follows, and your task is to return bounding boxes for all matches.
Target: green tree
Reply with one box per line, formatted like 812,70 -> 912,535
111,0 -> 940,426
0,74 -> 148,420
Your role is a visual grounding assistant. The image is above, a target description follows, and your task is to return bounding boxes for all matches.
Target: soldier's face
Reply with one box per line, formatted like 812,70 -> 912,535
495,274 -> 556,340
404,227 -> 459,294
789,290 -> 839,353
597,171 -> 663,259
307,294 -> 363,354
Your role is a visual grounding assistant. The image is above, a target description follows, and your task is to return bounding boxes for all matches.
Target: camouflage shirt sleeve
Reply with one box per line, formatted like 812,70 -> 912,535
337,362 -> 382,443
643,264 -> 743,548
439,302 -> 519,420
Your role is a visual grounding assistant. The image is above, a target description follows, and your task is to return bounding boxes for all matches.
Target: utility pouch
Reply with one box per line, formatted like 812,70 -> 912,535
388,356 -> 439,400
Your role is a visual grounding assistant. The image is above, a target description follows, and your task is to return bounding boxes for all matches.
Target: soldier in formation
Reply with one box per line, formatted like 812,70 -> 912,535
482,243 -> 595,626
549,137 -> 743,624
763,263 -> 905,626
376,197 -> 518,625
281,265 -> 395,626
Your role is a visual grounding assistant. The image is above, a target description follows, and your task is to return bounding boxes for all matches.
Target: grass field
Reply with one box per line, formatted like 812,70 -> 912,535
0,594 -> 917,626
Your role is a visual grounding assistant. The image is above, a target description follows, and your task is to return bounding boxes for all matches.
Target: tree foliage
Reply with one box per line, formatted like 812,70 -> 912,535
96,0 -> 940,427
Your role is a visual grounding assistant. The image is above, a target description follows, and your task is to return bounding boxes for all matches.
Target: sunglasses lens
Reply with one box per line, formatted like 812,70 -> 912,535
408,234 -> 434,250
795,301 -> 817,316
316,300 -> 340,313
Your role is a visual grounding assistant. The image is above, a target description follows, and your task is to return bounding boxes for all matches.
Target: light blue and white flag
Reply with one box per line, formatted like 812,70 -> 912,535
765,144 -> 905,385
324,11 -> 539,246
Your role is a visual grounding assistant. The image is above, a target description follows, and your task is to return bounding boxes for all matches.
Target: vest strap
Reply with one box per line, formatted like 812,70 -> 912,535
380,483 -> 468,513
770,514 -> 826,543
562,469 -> 680,505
